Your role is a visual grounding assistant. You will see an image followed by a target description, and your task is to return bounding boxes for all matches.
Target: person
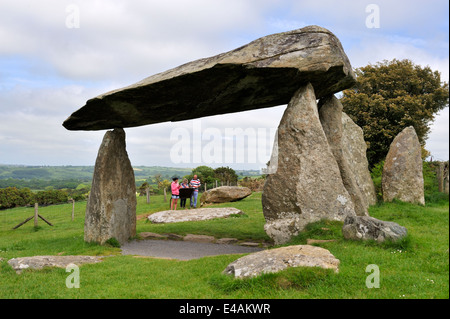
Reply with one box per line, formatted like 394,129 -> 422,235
179,178 -> 189,209
189,174 -> 201,208
170,177 -> 181,210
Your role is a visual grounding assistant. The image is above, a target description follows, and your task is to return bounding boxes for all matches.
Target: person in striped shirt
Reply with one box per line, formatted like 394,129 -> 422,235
189,175 -> 201,208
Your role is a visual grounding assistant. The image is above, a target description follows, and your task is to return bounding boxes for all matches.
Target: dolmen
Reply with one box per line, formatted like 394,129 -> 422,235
63,25 -> 380,246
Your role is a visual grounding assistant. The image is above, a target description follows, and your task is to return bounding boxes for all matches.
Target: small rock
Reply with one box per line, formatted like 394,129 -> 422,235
139,232 -> 168,240
216,238 -> 239,245
8,256 -> 103,274
183,234 -> 216,243
342,215 -> 407,243
223,245 -> 339,279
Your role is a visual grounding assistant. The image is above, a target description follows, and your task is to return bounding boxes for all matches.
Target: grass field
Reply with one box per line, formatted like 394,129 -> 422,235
0,192 -> 448,299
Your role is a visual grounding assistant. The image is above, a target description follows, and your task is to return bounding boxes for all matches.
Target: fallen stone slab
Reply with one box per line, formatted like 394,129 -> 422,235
342,215 -> 407,243
63,25 -> 356,131
200,186 -> 252,205
148,207 -> 244,224
8,256 -> 103,273
223,245 -> 339,279
139,232 -> 169,239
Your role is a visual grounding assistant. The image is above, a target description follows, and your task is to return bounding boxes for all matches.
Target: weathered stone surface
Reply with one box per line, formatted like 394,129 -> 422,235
319,96 -> 368,216
341,112 -> 377,206
63,26 -> 356,131
223,245 -> 339,278
262,83 -> 356,245
183,234 -> 216,243
382,126 -> 425,205
200,186 -> 252,205
8,256 -> 102,273
139,232 -> 168,239
148,207 -> 244,223
84,128 -> 137,245
342,215 -> 407,243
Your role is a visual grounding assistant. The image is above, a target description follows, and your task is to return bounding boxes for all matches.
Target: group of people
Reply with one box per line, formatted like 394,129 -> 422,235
170,175 -> 201,210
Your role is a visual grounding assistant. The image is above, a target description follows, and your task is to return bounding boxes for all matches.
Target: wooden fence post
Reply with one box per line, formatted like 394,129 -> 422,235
146,187 -> 150,204
34,203 -> 38,227
72,198 -> 75,221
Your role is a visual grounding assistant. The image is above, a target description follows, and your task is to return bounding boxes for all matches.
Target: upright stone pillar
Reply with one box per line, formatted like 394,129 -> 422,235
84,128 -> 137,245
318,96 -> 369,216
382,126 -> 425,205
262,83 -> 356,245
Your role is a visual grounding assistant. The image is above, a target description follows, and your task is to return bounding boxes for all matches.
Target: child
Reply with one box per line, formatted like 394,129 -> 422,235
179,178 -> 189,209
170,177 -> 181,210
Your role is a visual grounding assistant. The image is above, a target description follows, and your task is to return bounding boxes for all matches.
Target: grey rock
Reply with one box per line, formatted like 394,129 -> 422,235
84,128 -> 137,245
382,126 -> 425,205
341,113 -> 377,206
342,215 -> 407,242
63,26 -> 356,131
262,83 -> 356,245
148,207 -> 244,224
200,186 -> 252,205
223,245 -> 339,279
8,256 -> 102,273
183,234 -> 216,243
319,96 -> 369,216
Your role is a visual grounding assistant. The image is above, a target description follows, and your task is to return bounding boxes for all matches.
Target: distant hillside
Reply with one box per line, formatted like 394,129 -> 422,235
0,165 -> 261,182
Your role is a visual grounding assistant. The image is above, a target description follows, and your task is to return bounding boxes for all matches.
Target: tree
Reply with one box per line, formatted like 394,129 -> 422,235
214,166 -> 238,186
341,59 -> 449,167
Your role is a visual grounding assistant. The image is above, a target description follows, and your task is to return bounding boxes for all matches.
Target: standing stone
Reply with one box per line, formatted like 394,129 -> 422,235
382,126 -> 425,205
341,113 -> 377,206
262,83 -> 356,245
84,128 -> 137,245
319,96 -> 368,216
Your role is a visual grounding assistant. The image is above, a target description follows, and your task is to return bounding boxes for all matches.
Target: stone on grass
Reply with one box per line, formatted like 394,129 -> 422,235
223,245 -> 339,279
148,207 -> 244,223
84,128 -> 137,245
262,83 -> 356,245
382,126 -> 425,205
200,186 -> 252,205
8,256 -> 103,274
341,112 -> 377,206
342,215 -> 407,243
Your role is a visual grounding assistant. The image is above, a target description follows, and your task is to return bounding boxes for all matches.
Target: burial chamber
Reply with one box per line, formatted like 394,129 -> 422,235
63,25 -> 365,245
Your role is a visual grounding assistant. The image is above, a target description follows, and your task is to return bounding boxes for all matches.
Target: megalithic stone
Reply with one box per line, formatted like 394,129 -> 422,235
318,95 -> 369,216
382,126 -> 425,205
341,112 -> 378,206
62,26 -> 356,131
262,83 -> 356,245
84,128 -> 137,245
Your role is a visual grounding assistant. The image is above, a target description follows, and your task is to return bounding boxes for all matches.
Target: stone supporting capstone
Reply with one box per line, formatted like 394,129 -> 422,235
318,95 -> 369,216
262,83 -> 356,245
84,128 -> 137,245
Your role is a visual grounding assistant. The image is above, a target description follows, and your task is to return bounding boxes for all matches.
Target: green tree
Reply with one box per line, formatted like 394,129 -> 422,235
341,59 -> 449,167
214,166 -> 238,185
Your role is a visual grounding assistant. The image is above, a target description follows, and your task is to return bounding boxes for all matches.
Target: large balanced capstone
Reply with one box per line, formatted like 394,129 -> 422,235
84,128 -> 137,245
63,26 -> 355,131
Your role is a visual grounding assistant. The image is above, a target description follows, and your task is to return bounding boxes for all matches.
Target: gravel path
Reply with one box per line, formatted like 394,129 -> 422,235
121,240 -> 263,260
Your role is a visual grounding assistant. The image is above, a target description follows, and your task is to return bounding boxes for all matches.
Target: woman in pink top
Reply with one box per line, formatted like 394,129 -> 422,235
170,177 -> 182,210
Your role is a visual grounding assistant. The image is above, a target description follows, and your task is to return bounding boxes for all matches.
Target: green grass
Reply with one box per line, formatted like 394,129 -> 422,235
0,192 -> 448,299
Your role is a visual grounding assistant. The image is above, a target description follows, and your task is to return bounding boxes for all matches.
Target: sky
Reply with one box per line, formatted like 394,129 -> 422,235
0,0 -> 448,171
